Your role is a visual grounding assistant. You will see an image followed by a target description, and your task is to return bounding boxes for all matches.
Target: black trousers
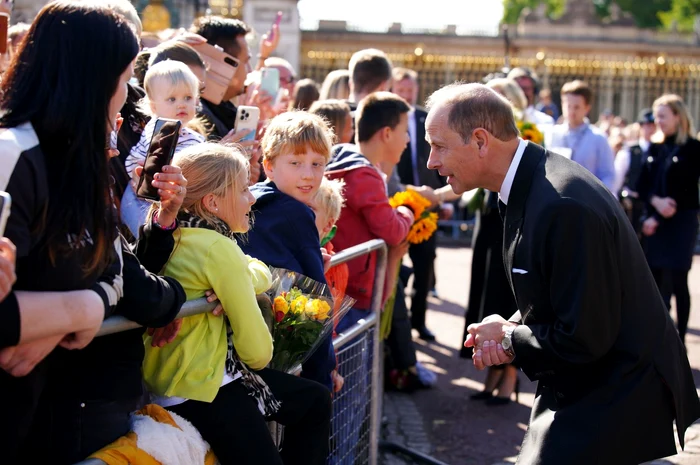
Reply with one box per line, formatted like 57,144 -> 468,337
408,234 -> 437,329
170,368 -> 331,465
386,277 -> 418,370
651,267 -> 691,344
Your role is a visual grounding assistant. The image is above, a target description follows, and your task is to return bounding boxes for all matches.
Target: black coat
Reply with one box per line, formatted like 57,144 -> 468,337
502,142 -> 699,465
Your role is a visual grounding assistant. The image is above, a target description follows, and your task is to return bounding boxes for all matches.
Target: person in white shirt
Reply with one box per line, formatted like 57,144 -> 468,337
507,67 -> 555,131
613,108 -> 657,232
122,60 -> 206,237
546,80 -> 616,191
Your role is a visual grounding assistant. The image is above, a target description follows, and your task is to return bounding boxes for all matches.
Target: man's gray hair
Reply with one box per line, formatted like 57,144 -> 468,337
425,82 -> 520,143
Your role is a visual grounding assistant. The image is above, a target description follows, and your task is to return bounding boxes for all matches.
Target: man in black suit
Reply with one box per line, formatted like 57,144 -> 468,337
425,82 -> 700,464
392,67 -> 446,341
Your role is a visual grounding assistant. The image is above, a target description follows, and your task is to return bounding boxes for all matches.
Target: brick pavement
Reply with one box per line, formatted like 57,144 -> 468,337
379,245 -> 700,465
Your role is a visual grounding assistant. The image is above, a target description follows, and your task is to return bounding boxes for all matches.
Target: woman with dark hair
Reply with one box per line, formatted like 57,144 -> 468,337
0,2 -> 186,463
290,78 -> 320,111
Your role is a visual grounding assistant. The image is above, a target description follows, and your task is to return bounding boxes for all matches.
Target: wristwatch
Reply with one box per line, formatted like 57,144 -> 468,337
502,326 -> 516,358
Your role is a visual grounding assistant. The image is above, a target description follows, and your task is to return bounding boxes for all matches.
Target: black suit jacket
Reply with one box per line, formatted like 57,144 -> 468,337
502,142 -> 699,464
397,107 -> 445,189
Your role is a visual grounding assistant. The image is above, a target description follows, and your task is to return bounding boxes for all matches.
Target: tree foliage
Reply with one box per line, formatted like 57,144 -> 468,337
501,0 -> 566,24
502,0 -> 699,31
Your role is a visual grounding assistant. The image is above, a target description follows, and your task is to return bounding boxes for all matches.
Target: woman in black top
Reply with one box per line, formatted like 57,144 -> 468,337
638,94 -> 700,345
0,2 -> 186,463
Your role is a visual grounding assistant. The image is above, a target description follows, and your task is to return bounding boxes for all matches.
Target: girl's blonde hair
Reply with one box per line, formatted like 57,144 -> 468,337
309,99 -> 352,144
261,111 -> 334,163
172,143 -> 250,233
653,94 -> 695,145
313,177 -> 346,222
486,78 -> 528,112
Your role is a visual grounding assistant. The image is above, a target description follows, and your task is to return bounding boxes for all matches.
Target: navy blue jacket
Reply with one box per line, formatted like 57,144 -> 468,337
241,181 -> 335,389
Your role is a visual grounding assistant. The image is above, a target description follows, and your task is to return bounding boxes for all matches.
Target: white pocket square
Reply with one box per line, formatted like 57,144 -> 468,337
512,268 -> 528,274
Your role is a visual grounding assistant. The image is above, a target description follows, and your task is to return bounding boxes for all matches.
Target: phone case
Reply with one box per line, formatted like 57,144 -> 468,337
0,191 -> 11,237
234,106 -> 260,142
191,43 -> 239,105
136,119 -> 181,201
260,68 -> 280,99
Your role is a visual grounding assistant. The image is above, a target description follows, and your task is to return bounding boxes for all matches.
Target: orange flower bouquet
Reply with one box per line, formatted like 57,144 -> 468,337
517,120 -> 544,145
264,268 -> 355,373
389,190 -> 439,244
381,190 -> 440,338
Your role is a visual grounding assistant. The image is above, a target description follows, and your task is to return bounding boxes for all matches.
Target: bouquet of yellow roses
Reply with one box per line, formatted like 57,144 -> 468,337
264,268 -> 356,373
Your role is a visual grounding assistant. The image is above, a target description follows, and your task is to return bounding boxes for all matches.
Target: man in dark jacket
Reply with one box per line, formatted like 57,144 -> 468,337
426,82 -> 700,465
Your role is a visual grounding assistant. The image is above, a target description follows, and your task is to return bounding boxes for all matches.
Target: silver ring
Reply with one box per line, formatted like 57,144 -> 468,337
179,186 -> 184,195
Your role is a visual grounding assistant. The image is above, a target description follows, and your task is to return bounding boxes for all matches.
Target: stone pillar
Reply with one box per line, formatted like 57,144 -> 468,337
243,0 -> 300,73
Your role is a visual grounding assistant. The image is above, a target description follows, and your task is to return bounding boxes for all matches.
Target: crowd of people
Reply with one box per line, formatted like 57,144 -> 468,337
0,0 -> 697,464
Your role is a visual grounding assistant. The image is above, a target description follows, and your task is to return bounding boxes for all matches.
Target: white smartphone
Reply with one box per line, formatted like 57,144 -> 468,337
0,191 -> 11,236
234,106 -> 260,142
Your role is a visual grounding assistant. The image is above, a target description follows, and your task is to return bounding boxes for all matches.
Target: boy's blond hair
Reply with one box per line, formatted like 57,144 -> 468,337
261,111 -> 334,163
314,177 -> 346,222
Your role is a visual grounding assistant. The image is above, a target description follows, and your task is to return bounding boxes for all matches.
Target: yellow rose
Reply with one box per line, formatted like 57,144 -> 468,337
291,296 -> 308,314
273,296 -> 289,315
315,300 -> 331,321
304,300 -> 319,319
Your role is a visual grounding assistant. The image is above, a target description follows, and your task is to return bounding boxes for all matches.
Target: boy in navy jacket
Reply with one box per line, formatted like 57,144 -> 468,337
240,112 -> 337,391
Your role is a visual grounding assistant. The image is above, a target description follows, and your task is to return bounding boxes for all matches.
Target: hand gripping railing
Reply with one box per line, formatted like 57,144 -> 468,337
77,239 -> 387,465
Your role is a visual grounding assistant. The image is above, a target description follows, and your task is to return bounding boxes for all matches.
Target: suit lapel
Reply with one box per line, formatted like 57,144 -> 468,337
502,142 -> 545,296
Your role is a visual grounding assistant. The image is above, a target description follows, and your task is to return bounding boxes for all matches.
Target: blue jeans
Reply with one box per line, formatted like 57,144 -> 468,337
120,187 -> 151,240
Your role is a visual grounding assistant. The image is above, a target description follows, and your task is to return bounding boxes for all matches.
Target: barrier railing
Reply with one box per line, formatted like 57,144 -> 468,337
76,238 -> 387,465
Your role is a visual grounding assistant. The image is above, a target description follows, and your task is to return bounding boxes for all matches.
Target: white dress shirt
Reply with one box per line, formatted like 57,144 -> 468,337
499,138 -> 529,205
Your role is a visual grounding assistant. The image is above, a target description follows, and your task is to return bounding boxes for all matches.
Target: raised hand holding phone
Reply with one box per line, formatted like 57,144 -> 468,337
136,118 -> 181,200
259,11 -> 282,62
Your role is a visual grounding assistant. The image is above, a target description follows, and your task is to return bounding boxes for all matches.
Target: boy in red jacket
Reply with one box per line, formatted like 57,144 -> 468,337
326,92 -> 414,332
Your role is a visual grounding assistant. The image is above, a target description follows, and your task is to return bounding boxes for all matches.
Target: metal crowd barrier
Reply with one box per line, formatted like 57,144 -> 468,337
76,238 -> 387,465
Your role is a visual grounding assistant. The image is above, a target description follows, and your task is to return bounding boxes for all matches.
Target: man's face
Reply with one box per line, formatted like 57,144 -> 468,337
640,121 -> 656,141
224,35 -> 251,100
392,77 -> 418,106
514,76 -> 535,106
562,94 -> 590,127
270,63 -> 296,94
426,104 -> 480,194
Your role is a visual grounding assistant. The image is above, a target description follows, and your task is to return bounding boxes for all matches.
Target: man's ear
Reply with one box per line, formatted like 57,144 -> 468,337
381,126 -> 392,143
378,79 -> 392,92
473,128 -> 489,157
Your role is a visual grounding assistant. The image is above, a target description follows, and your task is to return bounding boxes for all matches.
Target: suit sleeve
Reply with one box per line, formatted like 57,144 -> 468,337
345,168 -> 412,246
511,199 -> 622,380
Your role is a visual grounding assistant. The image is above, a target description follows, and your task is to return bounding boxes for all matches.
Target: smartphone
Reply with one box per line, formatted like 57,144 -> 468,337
260,67 -> 280,100
191,43 -> 239,105
234,106 -> 260,142
136,118 -> 181,201
268,11 -> 283,43
0,191 -> 10,236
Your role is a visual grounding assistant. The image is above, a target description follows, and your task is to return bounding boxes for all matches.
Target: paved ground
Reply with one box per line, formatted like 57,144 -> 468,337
380,245 -> 700,465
